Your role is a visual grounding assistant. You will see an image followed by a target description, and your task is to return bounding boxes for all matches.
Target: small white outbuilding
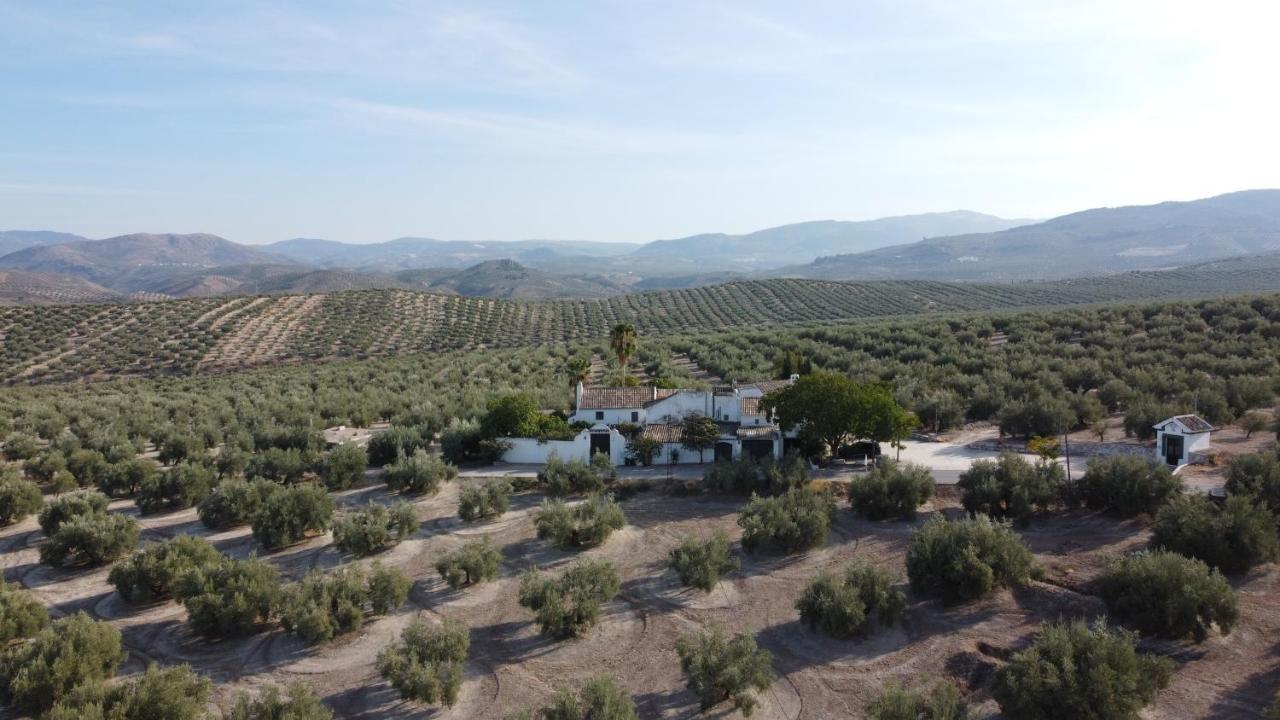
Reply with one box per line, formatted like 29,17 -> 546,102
1153,414 -> 1214,467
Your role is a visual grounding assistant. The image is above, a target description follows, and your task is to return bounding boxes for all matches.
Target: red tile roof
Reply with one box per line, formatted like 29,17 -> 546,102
740,397 -> 763,416
578,386 -> 679,410
640,423 -> 682,443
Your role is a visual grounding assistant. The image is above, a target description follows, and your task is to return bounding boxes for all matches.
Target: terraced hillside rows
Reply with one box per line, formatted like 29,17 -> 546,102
2,271 -> 1279,384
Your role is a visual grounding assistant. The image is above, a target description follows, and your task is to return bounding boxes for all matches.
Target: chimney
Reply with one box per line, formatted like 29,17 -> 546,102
575,382 -> 584,410
652,386 -> 658,400
790,373 -> 800,382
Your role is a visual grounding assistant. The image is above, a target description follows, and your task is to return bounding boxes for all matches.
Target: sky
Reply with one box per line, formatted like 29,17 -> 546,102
2,1 -> 1279,245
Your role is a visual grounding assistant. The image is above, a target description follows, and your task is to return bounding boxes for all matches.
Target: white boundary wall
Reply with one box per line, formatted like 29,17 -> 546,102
501,428 -> 627,466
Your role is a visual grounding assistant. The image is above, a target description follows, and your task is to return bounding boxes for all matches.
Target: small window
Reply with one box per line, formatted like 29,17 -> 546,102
631,411 -> 639,422
595,411 -> 604,421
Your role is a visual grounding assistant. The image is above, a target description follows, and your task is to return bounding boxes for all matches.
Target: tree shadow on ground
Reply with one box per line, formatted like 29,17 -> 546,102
1205,642 -> 1280,719
468,619 -> 561,665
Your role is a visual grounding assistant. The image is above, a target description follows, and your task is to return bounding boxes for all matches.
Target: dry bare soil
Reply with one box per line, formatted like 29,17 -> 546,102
2,479 -> 1276,719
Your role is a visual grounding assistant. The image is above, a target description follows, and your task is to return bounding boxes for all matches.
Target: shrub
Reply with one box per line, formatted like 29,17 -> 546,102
38,488 -> 109,535
198,478 -> 276,529
173,554 -> 282,638
0,474 -> 42,526
796,561 -> 906,639
367,425 -> 433,467
539,675 -> 638,720
992,620 -> 1173,720
435,539 -> 503,589
108,535 -> 221,604
245,447 -> 316,484
227,682 -> 333,720
1225,451 -> 1280,509
251,483 -> 334,549
0,579 -> 49,643
40,513 -> 139,568
97,457 -> 160,497
518,558 -> 620,637
377,617 -> 469,707
1152,493 -> 1279,573
63,448 -> 106,487
849,461 -> 935,520
322,442 -> 367,490
675,624 -> 774,716
1097,550 -> 1238,642
280,563 -> 409,643
135,461 -> 214,514
383,449 -> 457,495
458,479 -> 512,521
1072,455 -> 1181,517
1,433 -> 38,461
668,531 -> 738,591
46,663 -> 211,720
905,515 -> 1035,604
738,489 -> 835,553
958,453 -> 1062,524
702,457 -> 761,495
867,682 -> 973,720
332,501 -> 417,555
539,453 -> 609,497
368,561 -> 412,615
535,496 -> 626,548
23,449 -> 65,483
0,612 -> 123,716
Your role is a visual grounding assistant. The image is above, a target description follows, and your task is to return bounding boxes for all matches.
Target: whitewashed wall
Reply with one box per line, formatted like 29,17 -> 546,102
501,428 -> 627,466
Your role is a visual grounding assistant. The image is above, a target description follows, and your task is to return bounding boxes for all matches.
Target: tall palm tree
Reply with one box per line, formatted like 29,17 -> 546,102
566,357 -> 591,387
609,323 -> 637,377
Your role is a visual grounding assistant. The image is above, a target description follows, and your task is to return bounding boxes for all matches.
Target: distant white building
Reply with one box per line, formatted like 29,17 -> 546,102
1153,414 -> 1214,467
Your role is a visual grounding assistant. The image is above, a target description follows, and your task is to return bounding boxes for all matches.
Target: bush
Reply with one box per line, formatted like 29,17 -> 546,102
367,425 -> 433,467
322,442 -> 368,490
377,617 -> 469,707
1072,455 -> 1181,516
702,457 -> 761,495
675,624 -> 774,716
867,682 -> 973,720
905,515 -> 1035,604
518,558 -> 620,637
849,461 -> 935,520
227,682 -> 333,720
668,531 -> 738,591
108,535 -> 221,604
383,449 -> 457,496
46,663 -> 211,720
280,563 -> 409,643
1151,493 -> 1279,573
1225,451 -> 1280,509
0,474 -> 42,526
535,496 -> 626,548
135,461 -> 214,514
0,580 -> 49,643
98,457 -> 160,497
1,433 -> 38,461
1097,550 -> 1238,641
539,453 -> 609,497
992,620 -> 1173,720
435,539 -> 503,589
245,447 -> 316,484
458,479 -> 512,521
251,483 -> 334,549
0,612 -> 123,716
539,675 -> 638,720
173,554 -> 282,638
38,488 -> 109,535
66,449 -> 109,489
40,512 -> 139,567
368,561 -> 412,615
332,501 -> 417,555
958,453 -> 1062,524
738,489 -> 835,553
796,561 -> 906,639
198,478 -> 276,529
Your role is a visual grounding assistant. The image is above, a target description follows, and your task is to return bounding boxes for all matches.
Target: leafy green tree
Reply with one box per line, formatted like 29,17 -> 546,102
66,448 -> 109,489
848,461 -> 935,520
609,323 -> 638,377
1225,450 -> 1280,510
322,442 -> 368,490
998,395 -> 1075,439
435,539 -> 503,589
738,489 -> 835,553
680,414 -> 720,463
366,425 -> 433,467
626,436 -> 662,466
0,612 -> 123,716
1071,455 -> 1181,516
227,682 -> 333,720
251,483 -> 334,549
281,564 -> 408,643
1097,550 -> 1238,642
377,617 -> 469,707
536,496 -> 626,548
992,620 -> 1173,720
565,357 -> 592,387
518,558 -> 620,637
136,461 -> 214,514
1240,411 -> 1270,438
40,513 -> 139,568
332,501 -> 417,555
2,433 -> 39,462
1151,494 -> 1279,573
796,561 -> 906,639
0,473 -> 42,526
38,488 -> 109,535
245,447 -> 316,484
539,675 -> 638,720
481,393 -> 541,438
958,453 -> 1063,524
383,449 -> 457,496
46,663 -> 211,720
24,449 -> 67,483
108,535 -> 221,604
539,453 -> 609,497
0,579 -> 49,643
905,515 -> 1035,604
867,682 -> 974,720
761,372 -> 910,457
668,531 -> 738,592
98,457 -> 160,498
458,479 -> 512,521
173,554 -> 282,638
198,478 -> 277,529
675,624 -> 774,717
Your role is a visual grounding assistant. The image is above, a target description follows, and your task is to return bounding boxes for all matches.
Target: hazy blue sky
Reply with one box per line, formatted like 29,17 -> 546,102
2,1 -> 1278,244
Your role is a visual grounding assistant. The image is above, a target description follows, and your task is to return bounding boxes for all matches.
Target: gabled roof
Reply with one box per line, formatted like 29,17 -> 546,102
639,423 -> 682,443
740,397 -> 763,416
1153,414 -> 1215,434
737,426 -> 778,439
741,379 -> 792,394
578,386 -> 679,410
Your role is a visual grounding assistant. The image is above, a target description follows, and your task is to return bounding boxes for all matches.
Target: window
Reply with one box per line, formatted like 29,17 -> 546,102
595,411 -> 604,421
631,411 -> 639,422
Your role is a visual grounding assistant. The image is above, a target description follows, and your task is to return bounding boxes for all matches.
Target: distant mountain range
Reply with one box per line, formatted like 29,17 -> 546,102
3,190 -> 1280,302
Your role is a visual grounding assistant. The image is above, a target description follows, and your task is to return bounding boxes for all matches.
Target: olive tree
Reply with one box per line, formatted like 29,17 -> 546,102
738,489 -> 835,553
173,554 -> 282,638
322,442 -> 367,491
97,457 -> 160,498
1225,451 -> 1280,509
46,663 -> 211,720
796,562 -> 906,639
39,513 -> 139,568
535,497 -> 626,549
675,624 -> 774,716
384,449 -> 457,496
518,558 -> 620,637
280,563 -> 409,643
1097,550 -> 1238,642
1152,494 -> 1279,573
458,479 -> 512,521
848,461 -> 935,520
0,580 -> 49,643
668,531 -> 738,591
0,612 -> 123,716
537,675 -> 638,720
135,462 -> 214,514
377,617 -> 469,707
108,535 -> 221,604
539,453 -> 609,497
867,682 -> 974,720
435,539 -> 503,589
198,478 -> 277,529
1072,455 -> 1181,517
905,515 -> 1035,604
332,501 -> 417,555
227,682 -> 333,720
251,483 -> 334,549
38,488 -> 109,535
0,473 -> 42,526
958,453 -> 1062,524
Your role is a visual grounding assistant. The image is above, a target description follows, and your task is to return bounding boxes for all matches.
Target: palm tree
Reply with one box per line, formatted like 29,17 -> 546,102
609,323 -> 637,377
566,357 -> 591,387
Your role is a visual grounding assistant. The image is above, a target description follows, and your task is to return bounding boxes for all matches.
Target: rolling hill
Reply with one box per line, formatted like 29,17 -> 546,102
395,260 -> 628,299
784,189 -> 1280,281
263,237 -> 639,271
0,270 -> 121,305
0,230 -> 92,257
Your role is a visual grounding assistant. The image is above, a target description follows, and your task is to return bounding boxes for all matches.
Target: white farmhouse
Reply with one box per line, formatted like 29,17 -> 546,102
1153,414 -> 1214,467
